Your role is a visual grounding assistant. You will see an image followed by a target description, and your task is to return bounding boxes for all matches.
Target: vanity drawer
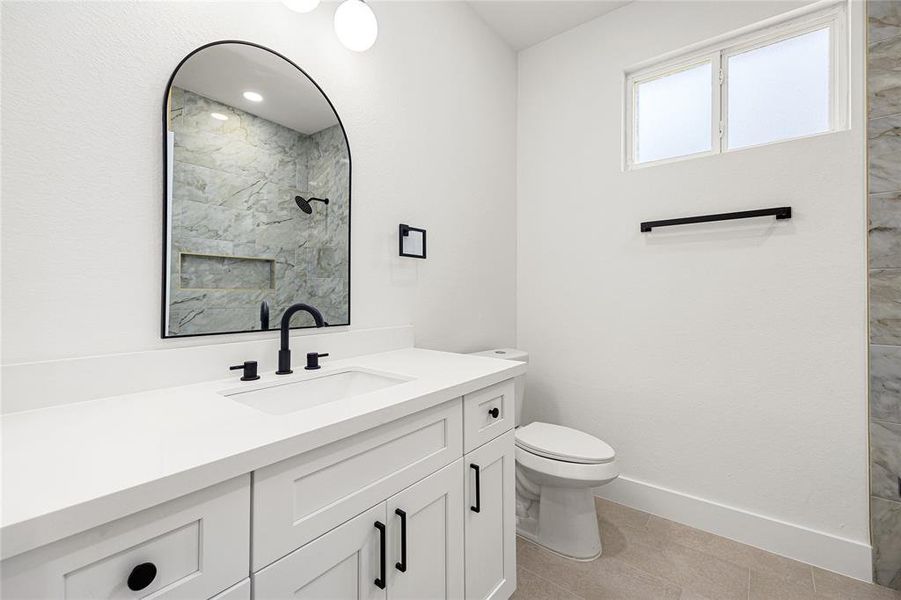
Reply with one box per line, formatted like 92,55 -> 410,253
463,379 -> 515,453
1,476 -> 250,599
252,399 -> 463,570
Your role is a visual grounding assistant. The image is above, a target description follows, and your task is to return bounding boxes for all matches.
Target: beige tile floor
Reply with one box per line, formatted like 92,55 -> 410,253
512,497 -> 901,600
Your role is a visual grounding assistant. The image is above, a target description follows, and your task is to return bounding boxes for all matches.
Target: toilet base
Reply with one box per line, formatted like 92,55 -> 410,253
516,483 -> 602,560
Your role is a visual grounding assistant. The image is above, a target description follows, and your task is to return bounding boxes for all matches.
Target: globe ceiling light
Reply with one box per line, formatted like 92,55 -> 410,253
334,0 -> 378,52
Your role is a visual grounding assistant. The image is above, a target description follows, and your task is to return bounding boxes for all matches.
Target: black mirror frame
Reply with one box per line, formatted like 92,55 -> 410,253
161,40 -> 352,339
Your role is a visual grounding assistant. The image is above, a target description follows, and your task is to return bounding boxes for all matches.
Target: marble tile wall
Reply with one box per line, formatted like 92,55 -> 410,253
868,1 -> 901,590
167,88 -> 349,336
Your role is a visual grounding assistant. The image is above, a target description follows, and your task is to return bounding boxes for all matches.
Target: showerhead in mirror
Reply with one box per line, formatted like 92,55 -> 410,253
295,196 -> 330,214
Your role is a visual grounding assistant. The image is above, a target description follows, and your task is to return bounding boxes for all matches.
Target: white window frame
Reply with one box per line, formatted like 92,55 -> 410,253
624,1 -> 848,170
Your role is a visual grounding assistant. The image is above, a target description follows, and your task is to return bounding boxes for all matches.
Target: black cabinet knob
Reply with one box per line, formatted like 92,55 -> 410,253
127,562 -> 157,591
488,407 -> 500,419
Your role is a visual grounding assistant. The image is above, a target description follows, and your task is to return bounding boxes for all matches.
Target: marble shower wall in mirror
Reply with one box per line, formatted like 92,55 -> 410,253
164,42 -> 350,338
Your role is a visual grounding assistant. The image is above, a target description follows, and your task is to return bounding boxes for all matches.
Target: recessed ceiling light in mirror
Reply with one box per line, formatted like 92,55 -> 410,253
243,91 -> 264,102
210,112 -> 229,121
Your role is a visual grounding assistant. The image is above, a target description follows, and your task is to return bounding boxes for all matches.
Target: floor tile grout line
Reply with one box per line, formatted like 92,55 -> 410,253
620,510 -> 758,572
520,536 -> 686,599
596,499 -> 900,599
609,511 -> 750,583
601,500 -> 827,594
518,564 -> 588,600
599,518 -> 752,597
639,512 -> 651,530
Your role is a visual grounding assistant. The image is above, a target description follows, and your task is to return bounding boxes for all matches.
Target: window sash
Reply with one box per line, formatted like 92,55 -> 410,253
722,18 -> 841,151
629,54 -> 721,166
624,2 -> 847,169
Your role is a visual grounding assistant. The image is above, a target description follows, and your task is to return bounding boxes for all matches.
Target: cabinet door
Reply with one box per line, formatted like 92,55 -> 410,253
464,430 -> 516,600
254,503 -> 388,600
386,459 -> 464,600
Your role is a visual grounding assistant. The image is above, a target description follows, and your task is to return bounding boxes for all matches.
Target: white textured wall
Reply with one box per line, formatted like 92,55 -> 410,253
1,1 -> 516,364
517,0 -> 869,551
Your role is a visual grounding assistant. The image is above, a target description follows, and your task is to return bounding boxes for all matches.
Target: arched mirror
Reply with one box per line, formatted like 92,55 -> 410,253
162,41 -> 350,338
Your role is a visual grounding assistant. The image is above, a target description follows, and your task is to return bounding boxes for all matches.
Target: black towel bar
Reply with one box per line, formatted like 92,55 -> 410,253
640,207 -> 791,232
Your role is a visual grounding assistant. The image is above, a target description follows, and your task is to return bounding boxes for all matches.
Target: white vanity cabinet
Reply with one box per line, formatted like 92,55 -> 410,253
462,380 -> 515,453
254,502 -> 386,599
255,460 -> 465,600
0,476 -> 250,599
464,430 -> 517,600
385,459 -> 464,599
0,377 -> 519,600
251,401 -> 464,571
251,379 -> 517,600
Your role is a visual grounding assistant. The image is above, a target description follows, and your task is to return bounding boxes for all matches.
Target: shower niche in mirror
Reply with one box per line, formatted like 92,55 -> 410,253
162,41 -> 350,338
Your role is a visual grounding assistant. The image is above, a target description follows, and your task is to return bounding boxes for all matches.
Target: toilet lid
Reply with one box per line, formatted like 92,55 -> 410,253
515,422 -> 615,464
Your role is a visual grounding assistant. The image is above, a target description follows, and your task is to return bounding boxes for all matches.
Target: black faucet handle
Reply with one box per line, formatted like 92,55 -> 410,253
230,361 -> 261,381
305,352 -> 330,370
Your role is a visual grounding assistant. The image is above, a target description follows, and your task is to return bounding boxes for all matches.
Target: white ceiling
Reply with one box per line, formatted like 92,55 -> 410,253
173,44 -> 338,135
468,0 -> 631,51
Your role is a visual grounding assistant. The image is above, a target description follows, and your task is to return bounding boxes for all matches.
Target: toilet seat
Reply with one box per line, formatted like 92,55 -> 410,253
515,422 -> 615,464
516,445 -> 619,488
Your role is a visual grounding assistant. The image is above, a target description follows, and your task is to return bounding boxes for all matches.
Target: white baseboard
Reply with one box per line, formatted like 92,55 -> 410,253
596,475 -> 873,583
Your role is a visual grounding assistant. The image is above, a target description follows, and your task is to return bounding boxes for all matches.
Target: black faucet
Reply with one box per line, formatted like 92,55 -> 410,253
277,303 -> 325,375
260,300 -> 270,330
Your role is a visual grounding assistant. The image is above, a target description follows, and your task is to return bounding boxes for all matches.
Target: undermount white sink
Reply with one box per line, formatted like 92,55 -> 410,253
223,369 -> 412,415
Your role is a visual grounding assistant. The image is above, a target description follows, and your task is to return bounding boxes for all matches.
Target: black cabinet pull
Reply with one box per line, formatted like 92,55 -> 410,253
470,464 -> 481,513
395,508 -> 407,572
488,407 -> 500,419
127,562 -> 157,591
374,521 -> 387,589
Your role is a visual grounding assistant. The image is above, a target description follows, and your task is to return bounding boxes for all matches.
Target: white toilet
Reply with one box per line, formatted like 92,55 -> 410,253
469,348 -> 619,560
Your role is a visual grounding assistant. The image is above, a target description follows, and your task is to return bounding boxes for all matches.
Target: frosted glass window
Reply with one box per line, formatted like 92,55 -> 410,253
727,28 -> 831,150
636,62 -> 712,164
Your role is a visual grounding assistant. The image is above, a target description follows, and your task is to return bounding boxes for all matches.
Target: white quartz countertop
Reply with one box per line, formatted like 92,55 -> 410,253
1,348 -> 525,560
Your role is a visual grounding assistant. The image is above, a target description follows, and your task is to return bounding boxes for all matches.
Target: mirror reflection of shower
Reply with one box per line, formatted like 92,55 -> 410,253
164,42 -> 351,338
295,195 -> 330,214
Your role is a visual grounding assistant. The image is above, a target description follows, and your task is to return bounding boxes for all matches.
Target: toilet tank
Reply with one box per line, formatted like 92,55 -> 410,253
467,348 -> 528,427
